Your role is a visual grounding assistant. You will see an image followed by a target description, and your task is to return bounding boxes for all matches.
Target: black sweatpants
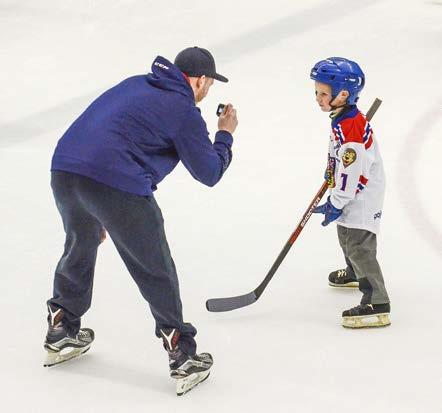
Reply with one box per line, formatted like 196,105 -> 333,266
48,171 -> 197,355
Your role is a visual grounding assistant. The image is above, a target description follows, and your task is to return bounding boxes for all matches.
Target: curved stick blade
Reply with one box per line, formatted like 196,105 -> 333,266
206,292 -> 257,312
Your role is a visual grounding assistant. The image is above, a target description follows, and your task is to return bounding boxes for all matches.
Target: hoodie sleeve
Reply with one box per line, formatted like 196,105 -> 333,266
172,107 -> 233,187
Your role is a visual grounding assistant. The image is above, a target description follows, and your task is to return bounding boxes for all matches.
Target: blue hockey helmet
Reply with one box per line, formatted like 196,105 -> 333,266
310,57 -> 365,105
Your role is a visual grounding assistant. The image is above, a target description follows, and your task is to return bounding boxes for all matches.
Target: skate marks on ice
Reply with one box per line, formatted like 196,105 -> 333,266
44,354 -> 172,395
0,0 -> 383,147
0,93 -> 102,147
44,342 -> 211,397
397,99 -> 442,258
211,0 -> 384,64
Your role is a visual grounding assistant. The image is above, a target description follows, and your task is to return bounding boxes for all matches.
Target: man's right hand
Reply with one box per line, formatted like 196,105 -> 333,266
218,103 -> 238,135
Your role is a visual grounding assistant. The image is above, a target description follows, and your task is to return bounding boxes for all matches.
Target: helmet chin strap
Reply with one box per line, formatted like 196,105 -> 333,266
328,95 -> 347,112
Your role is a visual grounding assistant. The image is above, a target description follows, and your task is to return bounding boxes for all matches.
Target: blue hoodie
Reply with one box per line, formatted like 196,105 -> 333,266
51,56 -> 233,196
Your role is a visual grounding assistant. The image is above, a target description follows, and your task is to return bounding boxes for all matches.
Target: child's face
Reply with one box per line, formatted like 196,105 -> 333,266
314,81 -> 349,112
315,81 -> 333,112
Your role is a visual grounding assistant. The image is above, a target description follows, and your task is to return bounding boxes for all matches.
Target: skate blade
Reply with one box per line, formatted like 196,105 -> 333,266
44,345 -> 91,367
342,313 -> 391,329
176,371 -> 210,396
329,281 -> 359,288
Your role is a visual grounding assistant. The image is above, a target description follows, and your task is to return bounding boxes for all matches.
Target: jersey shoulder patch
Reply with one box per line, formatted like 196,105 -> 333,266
338,112 -> 373,149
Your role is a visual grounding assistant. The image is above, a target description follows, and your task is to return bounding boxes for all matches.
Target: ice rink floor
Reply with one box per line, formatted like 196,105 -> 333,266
1,1 -> 441,412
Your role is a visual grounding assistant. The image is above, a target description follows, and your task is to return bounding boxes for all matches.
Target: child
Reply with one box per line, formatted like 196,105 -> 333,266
310,57 -> 391,328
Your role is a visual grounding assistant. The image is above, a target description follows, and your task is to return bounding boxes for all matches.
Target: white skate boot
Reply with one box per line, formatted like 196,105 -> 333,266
44,304 -> 94,367
160,328 -> 213,396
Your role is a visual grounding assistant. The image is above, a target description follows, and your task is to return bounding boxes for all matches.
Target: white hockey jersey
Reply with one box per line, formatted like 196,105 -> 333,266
327,107 -> 385,235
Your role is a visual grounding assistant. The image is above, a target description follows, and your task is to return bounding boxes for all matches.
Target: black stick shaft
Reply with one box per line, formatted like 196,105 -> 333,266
255,182 -> 328,298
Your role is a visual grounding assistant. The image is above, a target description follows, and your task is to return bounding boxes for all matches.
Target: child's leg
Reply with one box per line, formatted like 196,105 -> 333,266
331,226 -> 359,288
344,256 -> 356,279
337,226 -> 389,303
337,226 -> 390,328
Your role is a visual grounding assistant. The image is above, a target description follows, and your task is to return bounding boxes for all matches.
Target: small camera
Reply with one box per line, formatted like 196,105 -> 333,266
216,103 -> 225,117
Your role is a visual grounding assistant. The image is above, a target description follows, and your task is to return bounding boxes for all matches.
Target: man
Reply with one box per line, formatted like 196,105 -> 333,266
44,46 -> 238,395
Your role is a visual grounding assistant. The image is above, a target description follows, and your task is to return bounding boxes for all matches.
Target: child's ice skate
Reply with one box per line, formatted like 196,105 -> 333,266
342,303 -> 391,328
160,328 -> 213,396
329,268 -> 359,288
44,304 -> 94,367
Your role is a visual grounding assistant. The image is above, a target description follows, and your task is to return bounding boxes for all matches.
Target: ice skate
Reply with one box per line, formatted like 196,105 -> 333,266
44,304 -> 94,367
160,328 -> 213,396
342,303 -> 391,328
329,268 -> 359,288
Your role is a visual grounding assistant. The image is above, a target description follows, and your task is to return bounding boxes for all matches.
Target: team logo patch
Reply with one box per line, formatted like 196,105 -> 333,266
326,155 -> 336,188
342,149 -> 357,168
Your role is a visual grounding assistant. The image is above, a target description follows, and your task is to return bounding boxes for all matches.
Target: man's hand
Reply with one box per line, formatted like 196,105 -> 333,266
99,227 -> 107,243
313,196 -> 343,226
218,103 -> 238,134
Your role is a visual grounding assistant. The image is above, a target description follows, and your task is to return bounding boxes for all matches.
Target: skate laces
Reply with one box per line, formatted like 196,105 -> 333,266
337,269 -> 347,278
350,304 -> 372,312
195,353 -> 211,361
77,330 -> 90,340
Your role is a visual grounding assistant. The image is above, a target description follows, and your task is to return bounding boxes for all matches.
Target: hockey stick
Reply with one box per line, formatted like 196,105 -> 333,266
206,98 -> 383,312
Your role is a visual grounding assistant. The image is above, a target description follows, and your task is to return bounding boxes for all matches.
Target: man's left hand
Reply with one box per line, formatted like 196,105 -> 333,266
99,227 -> 107,243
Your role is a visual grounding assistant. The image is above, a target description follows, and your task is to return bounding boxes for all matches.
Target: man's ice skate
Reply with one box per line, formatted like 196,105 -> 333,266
160,328 -> 213,396
329,268 -> 359,288
44,304 -> 94,367
342,303 -> 391,328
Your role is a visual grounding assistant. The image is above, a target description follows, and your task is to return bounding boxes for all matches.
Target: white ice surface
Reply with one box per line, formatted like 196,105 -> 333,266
1,1 -> 441,412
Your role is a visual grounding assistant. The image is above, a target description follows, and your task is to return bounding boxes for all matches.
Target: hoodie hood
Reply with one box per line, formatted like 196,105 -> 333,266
146,56 -> 194,100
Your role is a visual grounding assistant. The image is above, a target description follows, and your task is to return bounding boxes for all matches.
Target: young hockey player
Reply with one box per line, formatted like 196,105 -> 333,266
310,57 -> 391,328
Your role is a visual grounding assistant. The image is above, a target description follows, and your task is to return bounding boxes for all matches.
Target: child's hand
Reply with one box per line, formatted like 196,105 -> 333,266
313,196 -> 342,226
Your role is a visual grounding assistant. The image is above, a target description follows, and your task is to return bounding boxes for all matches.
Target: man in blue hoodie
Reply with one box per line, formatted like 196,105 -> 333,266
44,47 -> 237,393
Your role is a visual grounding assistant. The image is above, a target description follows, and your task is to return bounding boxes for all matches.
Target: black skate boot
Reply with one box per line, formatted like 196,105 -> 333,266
160,328 -> 213,396
44,304 -> 94,367
329,268 -> 359,288
342,303 -> 391,328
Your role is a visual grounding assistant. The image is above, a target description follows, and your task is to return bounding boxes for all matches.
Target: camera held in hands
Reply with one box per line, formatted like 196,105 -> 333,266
216,103 -> 225,117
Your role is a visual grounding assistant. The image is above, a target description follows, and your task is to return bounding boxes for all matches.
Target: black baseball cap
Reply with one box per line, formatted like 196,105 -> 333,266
174,47 -> 228,83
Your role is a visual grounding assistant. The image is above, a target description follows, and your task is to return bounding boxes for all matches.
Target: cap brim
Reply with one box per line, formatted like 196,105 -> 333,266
213,73 -> 228,83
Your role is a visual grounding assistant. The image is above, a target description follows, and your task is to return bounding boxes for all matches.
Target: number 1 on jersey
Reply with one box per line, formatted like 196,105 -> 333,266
340,173 -> 348,191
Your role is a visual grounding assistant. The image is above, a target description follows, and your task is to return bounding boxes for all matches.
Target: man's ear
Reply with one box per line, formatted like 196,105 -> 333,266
340,90 -> 350,99
197,75 -> 207,88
